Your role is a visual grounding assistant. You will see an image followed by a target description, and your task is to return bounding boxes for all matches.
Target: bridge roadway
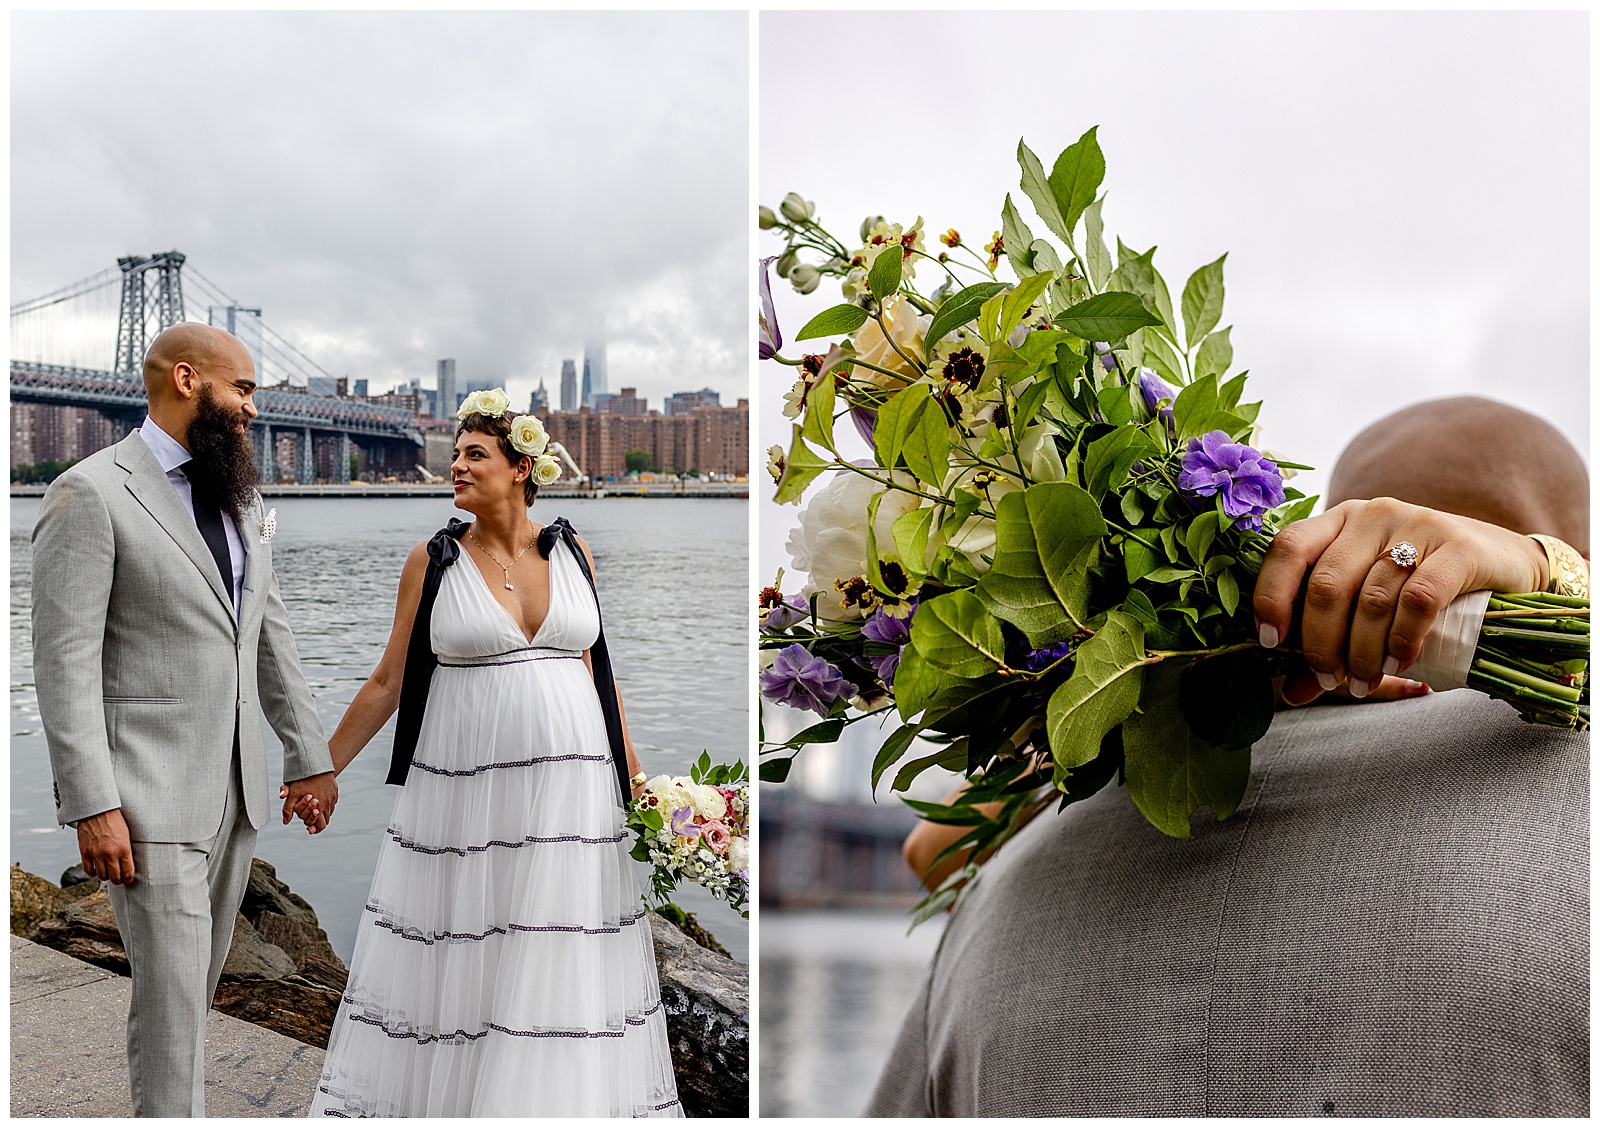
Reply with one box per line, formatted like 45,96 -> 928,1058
10,360 -> 423,444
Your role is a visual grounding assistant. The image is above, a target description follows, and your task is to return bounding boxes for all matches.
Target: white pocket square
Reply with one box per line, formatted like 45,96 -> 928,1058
260,508 -> 277,544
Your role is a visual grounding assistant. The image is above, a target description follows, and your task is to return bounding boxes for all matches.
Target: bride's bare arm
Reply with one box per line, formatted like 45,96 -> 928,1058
326,542 -> 429,776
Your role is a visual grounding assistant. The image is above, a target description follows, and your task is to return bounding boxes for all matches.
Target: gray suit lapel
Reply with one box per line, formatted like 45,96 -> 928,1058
238,494 -> 265,627
115,432 -> 237,624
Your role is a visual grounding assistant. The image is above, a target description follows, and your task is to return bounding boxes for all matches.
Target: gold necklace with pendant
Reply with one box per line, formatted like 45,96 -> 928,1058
469,521 -> 537,590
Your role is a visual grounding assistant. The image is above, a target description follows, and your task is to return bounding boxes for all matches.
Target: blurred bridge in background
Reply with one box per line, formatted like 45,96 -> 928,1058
10,252 -> 423,482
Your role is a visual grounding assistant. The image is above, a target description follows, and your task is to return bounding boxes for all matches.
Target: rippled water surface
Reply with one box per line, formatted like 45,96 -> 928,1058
11,496 -> 749,963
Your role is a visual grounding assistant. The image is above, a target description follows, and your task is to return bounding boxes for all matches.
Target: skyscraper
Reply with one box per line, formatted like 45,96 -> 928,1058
437,359 -> 457,418
583,339 -> 607,406
560,359 -> 577,413
530,380 -> 549,415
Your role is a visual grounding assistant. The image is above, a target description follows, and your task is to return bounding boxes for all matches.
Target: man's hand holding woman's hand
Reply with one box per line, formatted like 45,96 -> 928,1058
280,771 -> 339,834
1253,497 -> 1550,704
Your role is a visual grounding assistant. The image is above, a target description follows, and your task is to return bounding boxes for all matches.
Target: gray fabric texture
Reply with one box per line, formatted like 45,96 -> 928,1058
31,431 -> 332,840
107,762 -> 257,1116
865,690 -> 1589,1117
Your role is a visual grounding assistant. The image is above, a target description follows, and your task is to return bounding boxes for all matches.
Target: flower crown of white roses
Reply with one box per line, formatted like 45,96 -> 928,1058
457,387 -> 561,483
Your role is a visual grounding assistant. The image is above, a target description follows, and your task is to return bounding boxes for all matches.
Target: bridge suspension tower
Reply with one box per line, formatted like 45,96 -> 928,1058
112,251 -> 186,378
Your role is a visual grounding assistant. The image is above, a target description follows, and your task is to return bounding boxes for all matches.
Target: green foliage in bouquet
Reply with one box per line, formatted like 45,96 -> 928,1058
627,753 -> 750,917
757,129 -> 1588,918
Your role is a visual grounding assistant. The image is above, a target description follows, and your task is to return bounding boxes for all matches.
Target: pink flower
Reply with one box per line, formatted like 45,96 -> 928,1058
701,821 -> 731,855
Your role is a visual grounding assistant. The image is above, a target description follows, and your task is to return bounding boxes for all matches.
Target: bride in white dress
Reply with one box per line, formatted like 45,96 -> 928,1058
303,399 -> 681,1117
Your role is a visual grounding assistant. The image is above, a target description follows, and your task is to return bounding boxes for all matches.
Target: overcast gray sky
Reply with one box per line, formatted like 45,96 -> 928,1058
759,10 -> 1589,582
12,11 -> 748,411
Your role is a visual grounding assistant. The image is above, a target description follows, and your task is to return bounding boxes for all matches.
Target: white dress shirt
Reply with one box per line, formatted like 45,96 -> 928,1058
139,416 -> 246,616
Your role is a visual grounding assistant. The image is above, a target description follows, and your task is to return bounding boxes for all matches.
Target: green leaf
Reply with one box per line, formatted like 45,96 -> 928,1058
1000,272 -> 1054,342
871,723 -> 924,792
1047,610 -> 1146,773
868,244 -> 904,301
892,506 -> 936,578
1185,510 -> 1220,565
1118,488 -> 1145,527
1216,370 -> 1248,412
1217,567 -> 1241,617
1196,328 -> 1234,382
909,589 -> 1007,678
1141,330 -> 1185,386
1272,494 -> 1319,527
1055,291 -> 1162,342
1179,648 -> 1274,751
1180,254 -> 1227,350
1098,384 -> 1134,428
1143,564 -> 1199,584
1171,373 -> 1219,441
1122,660 -> 1251,838
925,282 -> 1009,356
902,392 -> 952,486
941,488 -> 982,538
773,425 -> 829,504
1110,239 -> 1177,343
975,482 -> 1106,647
874,384 -> 932,474
758,756 -> 794,783
800,368 -> 836,450
1082,196 -> 1112,292
1047,126 -> 1105,238
796,303 -> 869,341
1017,138 -> 1071,244
892,746 -> 968,793
892,644 -> 950,720
1123,537 -> 1161,584
1082,426 -> 1158,501
1012,376 -> 1054,433
1000,194 -> 1037,277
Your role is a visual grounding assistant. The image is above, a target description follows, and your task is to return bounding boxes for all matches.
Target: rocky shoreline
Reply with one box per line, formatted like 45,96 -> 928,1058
10,861 -> 748,1117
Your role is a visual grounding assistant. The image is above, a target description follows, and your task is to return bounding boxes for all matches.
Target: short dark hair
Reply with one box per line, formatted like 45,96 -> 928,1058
455,412 -> 537,507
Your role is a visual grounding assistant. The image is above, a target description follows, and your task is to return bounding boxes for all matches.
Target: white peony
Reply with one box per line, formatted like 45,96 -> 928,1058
848,294 -> 927,388
786,467 -> 922,620
509,414 -> 549,457
728,837 -> 749,875
531,454 -> 562,486
689,783 -> 728,821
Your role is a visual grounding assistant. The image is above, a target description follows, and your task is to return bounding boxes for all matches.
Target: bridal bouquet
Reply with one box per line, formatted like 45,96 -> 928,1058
758,128 -> 1589,917
627,754 -> 750,917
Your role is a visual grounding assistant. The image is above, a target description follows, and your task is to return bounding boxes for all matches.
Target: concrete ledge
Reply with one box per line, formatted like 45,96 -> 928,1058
10,936 -> 325,1117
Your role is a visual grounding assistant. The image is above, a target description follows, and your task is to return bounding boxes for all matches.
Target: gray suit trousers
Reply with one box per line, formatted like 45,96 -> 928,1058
107,755 -> 257,1118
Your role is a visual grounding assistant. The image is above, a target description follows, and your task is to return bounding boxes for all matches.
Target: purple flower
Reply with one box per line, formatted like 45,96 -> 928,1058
764,597 -> 808,631
759,257 -> 782,361
1022,640 -> 1074,672
850,405 -> 877,446
1138,368 -> 1179,428
861,605 -> 914,684
671,807 -> 701,838
1177,430 -> 1286,532
1094,342 -> 1117,372
759,643 -> 856,716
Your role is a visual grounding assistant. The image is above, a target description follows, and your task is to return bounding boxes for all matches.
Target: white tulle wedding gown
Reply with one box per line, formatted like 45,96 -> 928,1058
310,536 -> 682,1117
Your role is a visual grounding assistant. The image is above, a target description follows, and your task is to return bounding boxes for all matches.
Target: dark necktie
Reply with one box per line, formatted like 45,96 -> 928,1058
183,461 -> 234,605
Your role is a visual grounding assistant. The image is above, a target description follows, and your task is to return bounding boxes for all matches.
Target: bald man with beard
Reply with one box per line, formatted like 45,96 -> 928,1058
32,323 -> 337,1116
867,396 -> 1588,1117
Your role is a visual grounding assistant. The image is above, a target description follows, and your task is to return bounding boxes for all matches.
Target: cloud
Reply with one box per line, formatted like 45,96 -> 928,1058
11,10 -> 749,411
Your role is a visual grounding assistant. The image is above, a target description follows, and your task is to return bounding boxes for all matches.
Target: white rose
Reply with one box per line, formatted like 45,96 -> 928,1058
456,390 -> 483,420
531,454 -> 562,486
690,784 -> 727,821
728,837 -> 749,874
848,294 -> 927,388
785,467 -> 922,621
509,414 -> 549,457
474,388 -> 510,417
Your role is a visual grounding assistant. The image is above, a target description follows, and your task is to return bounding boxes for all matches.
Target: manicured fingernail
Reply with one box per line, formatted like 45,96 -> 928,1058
1348,678 -> 1371,698
1315,671 -> 1338,691
1382,657 -> 1399,676
1404,679 -> 1428,693
1258,623 -> 1280,650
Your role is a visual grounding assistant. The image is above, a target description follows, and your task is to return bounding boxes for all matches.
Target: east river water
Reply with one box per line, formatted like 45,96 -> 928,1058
11,496 -> 749,964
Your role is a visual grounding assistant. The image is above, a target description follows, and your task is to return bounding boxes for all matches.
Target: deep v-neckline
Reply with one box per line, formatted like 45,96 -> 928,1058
462,526 -> 554,647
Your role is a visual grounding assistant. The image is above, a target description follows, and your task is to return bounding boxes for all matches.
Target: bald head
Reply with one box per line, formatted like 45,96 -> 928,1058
143,322 -> 253,404
1328,396 -> 1589,556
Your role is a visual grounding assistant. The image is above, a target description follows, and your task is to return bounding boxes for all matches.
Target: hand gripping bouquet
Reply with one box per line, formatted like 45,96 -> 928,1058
758,128 -> 1589,921
627,754 -> 749,917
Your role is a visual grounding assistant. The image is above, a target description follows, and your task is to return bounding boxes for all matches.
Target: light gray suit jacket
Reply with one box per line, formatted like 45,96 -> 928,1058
32,431 -> 333,842
867,690 -> 1588,1117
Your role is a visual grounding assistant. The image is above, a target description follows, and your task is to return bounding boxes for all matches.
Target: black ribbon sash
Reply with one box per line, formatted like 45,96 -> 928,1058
386,516 -> 632,808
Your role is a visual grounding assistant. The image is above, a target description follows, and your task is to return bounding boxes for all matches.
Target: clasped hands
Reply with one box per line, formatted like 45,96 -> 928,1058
1253,497 -> 1551,705
280,771 -> 339,834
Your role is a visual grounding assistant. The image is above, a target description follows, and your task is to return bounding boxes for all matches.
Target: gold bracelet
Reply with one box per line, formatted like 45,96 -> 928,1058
1529,534 -> 1589,599
629,770 -> 648,788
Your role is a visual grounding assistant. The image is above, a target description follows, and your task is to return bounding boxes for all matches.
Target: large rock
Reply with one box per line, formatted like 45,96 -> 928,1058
650,912 -> 749,1118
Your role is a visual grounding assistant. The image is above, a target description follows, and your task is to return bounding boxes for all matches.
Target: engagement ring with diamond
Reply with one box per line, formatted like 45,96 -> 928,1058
1387,541 -> 1419,568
